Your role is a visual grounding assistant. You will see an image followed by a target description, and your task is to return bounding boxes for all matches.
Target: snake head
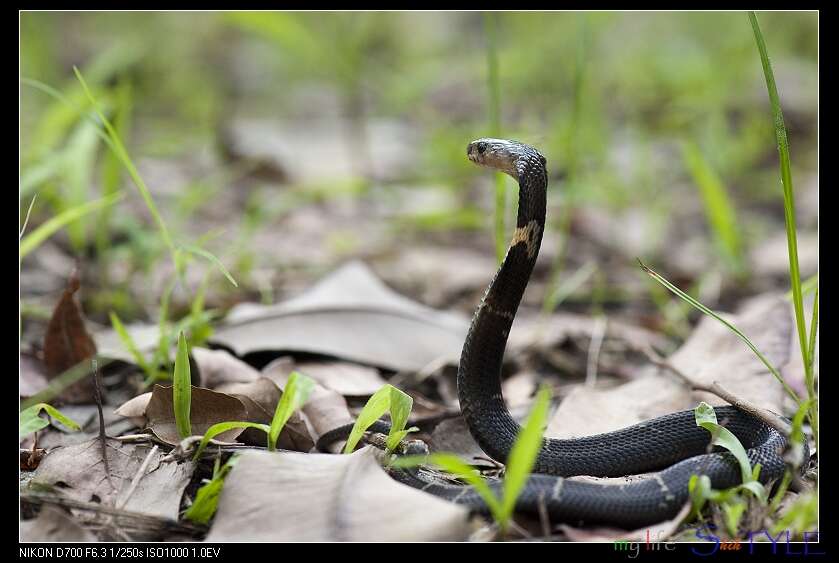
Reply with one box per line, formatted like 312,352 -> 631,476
467,138 -> 546,180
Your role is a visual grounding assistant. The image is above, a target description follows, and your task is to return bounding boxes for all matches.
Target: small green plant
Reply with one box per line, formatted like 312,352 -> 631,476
173,331 -> 192,439
344,384 -> 419,454
688,402 -> 767,537
269,371 -> 316,451
183,454 -> 239,525
108,264 -> 222,385
192,371 -> 316,460
695,402 -> 766,499
394,385 -> 552,533
20,403 -> 81,438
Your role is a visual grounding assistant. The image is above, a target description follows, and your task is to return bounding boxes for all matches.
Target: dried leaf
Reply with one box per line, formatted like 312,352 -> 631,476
145,385 -> 247,445
43,272 -> 97,403
30,438 -> 194,519
113,392 -> 152,427
206,447 -> 471,541
668,293 -> 792,414
261,355 -> 386,397
191,347 -> 261,388
547,293 -> 794,438
216,377 -> 314,451
211,261 -> 468,372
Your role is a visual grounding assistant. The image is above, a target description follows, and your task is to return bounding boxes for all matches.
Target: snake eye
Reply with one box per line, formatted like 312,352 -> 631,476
477,142 -> 487,154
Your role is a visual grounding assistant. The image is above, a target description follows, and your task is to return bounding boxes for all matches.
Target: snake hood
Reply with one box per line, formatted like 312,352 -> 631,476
467,138 -> 547,180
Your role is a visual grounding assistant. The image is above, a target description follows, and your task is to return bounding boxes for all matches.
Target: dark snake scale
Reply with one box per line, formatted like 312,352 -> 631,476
317,139 -> 799,528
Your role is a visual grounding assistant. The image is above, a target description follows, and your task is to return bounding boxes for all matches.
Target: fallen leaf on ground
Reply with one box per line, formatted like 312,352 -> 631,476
206,447 -> 472,541
215,377 -> 314,451
29,438 -> 193,519
547,293 -> 794,439
259,355 -> 387,397
668,293 -> 792,414
191,347 -> 261,388
211,261 -> 469,372
43,272 -> 97,403
547,376 -> 687,438
145,385 -> 247,445
114,392 -> 152,428
375,245 -> 498,308
94,322 -> 160,365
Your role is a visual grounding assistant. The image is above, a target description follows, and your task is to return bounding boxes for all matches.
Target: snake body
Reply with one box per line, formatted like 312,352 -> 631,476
318,139 -> 797,528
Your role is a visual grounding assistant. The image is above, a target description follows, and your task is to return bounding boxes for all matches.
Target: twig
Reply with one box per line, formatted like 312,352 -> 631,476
117,445 -> 159,509
585,316 -> 607,387
642,345 -> 792,436
21,492 -> 205,536
91,359 -> 116,491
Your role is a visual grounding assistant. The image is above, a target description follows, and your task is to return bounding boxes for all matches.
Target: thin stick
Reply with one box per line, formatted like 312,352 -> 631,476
585,316 -> 607,387
118,445 -> 159,509
91,359 -> 115,491
642,345 -> 791,436
21,492 -> 205,535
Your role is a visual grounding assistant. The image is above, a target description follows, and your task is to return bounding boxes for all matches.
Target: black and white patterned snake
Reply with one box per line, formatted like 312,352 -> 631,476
317,138 -> 799,528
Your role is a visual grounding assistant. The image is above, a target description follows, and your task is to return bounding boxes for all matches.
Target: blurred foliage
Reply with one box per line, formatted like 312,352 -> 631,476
20,11 -> 817,326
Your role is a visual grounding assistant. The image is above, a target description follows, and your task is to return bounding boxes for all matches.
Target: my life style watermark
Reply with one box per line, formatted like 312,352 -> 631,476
614,525 -> 824,558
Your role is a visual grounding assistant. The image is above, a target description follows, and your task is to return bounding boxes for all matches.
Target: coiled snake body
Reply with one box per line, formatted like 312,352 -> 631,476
318,139 -> 796,528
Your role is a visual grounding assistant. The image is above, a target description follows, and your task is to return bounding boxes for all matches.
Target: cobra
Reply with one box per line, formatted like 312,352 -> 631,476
318,138 -> 800,528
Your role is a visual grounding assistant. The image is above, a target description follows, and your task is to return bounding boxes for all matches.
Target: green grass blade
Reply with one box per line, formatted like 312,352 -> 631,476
73,67 -> 179,270
19,192 -> 124,259
109,311 -> 154,378
343,385 -> 392,454
500,386 -> 551,526
97,77 -> 132,261
179,243 -> 238,288
184,454 -> 240,524
268,371 -> 315,451
793,273 -> 818,298
694,402 -> 754,485
19,194 -> 37,239
639,260 -> 800,403
681,141 -> 743,272
173,331 -> 192,439
20,403 -> 81,438
748,13 -> 812,434
807,288 -> 818,374
193,422 -> 270,461
385,386 -> 414,452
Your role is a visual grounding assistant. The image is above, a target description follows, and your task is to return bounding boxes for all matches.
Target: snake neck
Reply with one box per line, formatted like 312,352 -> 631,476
457,152 -> 547,463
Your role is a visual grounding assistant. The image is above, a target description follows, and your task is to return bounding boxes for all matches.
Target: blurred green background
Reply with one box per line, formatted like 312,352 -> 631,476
19,11 -> 818,339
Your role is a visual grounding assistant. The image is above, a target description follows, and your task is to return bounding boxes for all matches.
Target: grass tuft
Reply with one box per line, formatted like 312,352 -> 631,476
748,11 -> 817,447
